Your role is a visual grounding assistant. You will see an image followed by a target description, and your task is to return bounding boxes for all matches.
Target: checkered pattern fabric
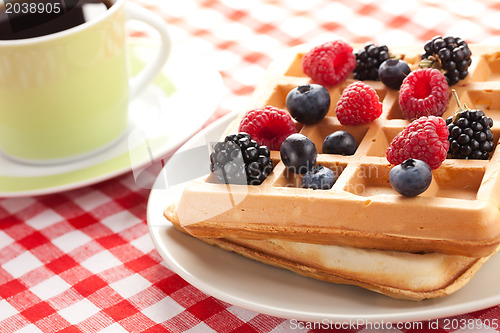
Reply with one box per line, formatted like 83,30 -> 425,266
2,0 -> 500,332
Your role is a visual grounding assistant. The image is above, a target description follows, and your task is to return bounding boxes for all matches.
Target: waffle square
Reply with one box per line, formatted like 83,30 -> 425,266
177,44 -> 500,258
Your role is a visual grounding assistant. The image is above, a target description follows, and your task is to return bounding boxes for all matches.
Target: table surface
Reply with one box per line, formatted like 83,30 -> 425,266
2,0 -> 500,332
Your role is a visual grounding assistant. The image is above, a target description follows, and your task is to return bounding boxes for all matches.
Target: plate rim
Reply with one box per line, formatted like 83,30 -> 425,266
147,111 -> 500,324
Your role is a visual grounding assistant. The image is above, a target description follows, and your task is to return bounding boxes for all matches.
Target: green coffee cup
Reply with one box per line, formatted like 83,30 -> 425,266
0,0 -> 170,163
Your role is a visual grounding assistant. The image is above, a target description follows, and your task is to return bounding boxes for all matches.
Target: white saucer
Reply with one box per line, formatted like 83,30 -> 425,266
0,39 -> 223,197
147,112 -> 500,324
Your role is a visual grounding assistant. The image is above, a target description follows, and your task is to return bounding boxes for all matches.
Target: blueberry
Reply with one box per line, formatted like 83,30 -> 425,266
389,159 -> 432,197
378,59 -> 411,90
280,133 -> 317,174
286,84 -> 330,125
322,130 -> 357,155
302,164 -> 337,190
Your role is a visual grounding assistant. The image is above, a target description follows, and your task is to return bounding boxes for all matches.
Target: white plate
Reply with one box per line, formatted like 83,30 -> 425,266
0,39 -> 223,197
147,112 -> 500,323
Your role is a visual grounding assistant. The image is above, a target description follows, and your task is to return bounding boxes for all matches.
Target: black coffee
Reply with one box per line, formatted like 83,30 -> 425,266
0,0 -> 114,40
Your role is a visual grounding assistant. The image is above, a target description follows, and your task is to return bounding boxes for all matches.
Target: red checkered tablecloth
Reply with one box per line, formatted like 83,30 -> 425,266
2,0 -> 500,332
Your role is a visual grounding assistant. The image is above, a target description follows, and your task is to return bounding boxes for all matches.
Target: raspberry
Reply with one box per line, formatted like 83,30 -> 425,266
399,68 -> 449,120
386,116 -> 449,170
335,81 -> 383,125
238,106 -> 296,151
301,40 -> 356,86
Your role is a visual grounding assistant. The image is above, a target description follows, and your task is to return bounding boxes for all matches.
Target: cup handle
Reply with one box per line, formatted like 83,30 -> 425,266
125,3 -> 171,98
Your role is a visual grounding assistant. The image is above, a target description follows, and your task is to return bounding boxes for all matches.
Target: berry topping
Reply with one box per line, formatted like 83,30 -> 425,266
239,106 -> 296,151
210,132 -> 273,185
280,133 -> 317,174
389,159 -> 432,197
421,35 -> 472,86
386,116 -> 449,170
398,68 -> 449,120
301,40 -> 356,86
322,130 -> 357,155
378,59 -> 411,90
286,84 -> 331,125
335,81 -> 383,125
446,90 -> 495,159
353,43 -> 390,81
302,164 -> 337,190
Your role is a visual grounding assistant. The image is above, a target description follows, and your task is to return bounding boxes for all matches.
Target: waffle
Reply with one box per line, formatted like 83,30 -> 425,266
165,205 -> 498,301
175,43 -> 500,258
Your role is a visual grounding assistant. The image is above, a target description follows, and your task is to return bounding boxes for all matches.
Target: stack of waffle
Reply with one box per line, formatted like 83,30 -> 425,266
164,44 -> 500,301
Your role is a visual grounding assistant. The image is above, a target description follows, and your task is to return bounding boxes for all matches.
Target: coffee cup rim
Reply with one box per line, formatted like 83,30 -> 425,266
0,0 -> 124,46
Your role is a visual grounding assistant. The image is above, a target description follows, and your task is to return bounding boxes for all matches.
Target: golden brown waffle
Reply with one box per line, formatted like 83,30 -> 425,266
176,44 -> 500,258
165,205 -> 498,301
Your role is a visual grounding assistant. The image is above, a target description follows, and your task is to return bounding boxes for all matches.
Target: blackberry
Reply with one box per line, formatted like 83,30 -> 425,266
420,35 -> 472,86
353,43 -> 390,81
210,132 -> 274,185
446,91 -> 494,160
